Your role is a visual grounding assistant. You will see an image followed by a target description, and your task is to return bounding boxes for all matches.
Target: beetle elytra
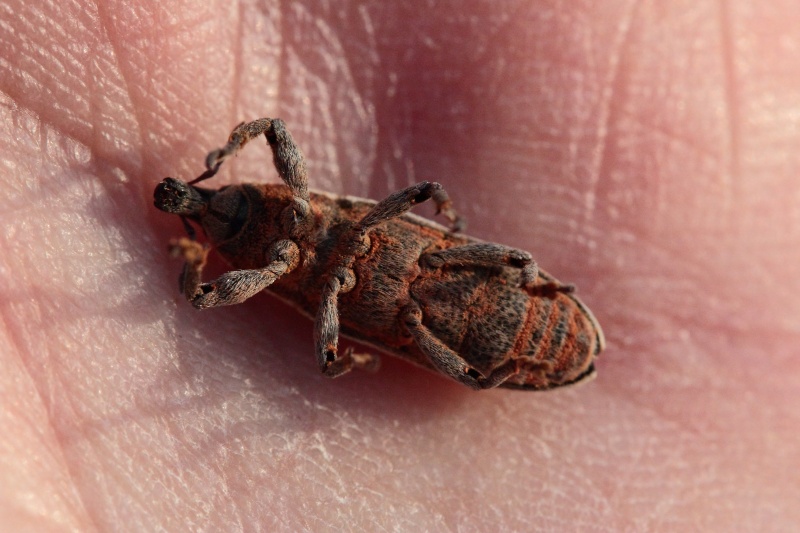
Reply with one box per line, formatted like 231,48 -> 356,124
154,118 -> 604,390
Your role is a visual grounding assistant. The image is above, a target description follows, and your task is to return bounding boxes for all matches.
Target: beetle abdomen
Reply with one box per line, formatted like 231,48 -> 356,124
411,266 -> 600,390
507,293 -> 600,389
410,267 -> 526,369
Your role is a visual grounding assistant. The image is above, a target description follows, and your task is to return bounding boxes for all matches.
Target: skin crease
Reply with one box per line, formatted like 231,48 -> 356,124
1,0 -> 799,531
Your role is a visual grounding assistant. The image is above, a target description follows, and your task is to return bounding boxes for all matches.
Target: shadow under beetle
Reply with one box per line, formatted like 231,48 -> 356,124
154,118 -> 605,390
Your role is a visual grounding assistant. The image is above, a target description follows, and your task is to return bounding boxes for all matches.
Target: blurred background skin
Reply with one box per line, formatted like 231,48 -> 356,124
1,1 -> 798,531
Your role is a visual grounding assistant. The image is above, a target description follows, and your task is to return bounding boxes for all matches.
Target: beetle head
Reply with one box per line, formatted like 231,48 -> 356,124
153,177 -> 212,217
154,177 -> 249,244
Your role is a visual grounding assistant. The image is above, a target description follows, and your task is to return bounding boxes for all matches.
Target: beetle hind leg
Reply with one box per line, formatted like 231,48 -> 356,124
524,281 -> 575,298
401,301 -> 519,390
420,243 -> 574,297
401,302 -> 481,390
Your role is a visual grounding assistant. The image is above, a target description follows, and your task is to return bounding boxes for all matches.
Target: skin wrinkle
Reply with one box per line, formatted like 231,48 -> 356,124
292,5 -> 377,196
1,360 -> 84,530
94,0 -> 144,162
0,266 -> 98,531
232,1 -> 244,121
584,0 -> 640,228
717,0 -> 742,210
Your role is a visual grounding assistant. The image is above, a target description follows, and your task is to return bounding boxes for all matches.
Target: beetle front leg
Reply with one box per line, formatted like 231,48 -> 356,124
195,118 -> 313,238
314,268 -> 380,378
195,118 -> 309,200
421,243 -> 537,278
171,239 -> 299,309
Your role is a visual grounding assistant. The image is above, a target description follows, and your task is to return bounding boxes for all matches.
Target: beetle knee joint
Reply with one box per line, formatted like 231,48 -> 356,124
331,267 -> 356,293
466,368 -> 482,380
402,304 -> 423,327
281,198 -> 311,236
420,251 -> 444,269
270,239 -> 298,258
412,182 -> 440,204
508,250 -> 533,268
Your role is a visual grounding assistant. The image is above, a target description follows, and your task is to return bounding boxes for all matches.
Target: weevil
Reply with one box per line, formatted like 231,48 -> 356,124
153,118 -> 604,390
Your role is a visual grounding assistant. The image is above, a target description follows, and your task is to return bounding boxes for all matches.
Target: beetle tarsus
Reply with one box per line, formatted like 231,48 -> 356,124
523,281 -> 575,298
431,187 -> 465,232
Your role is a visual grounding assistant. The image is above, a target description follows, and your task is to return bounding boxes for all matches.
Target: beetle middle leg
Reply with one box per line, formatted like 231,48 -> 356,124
171,238 -> 300,309
314,267 -> 380,377
421,243 -> 574,297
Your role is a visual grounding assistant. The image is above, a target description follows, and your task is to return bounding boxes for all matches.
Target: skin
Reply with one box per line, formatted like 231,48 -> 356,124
1,1 -> 798,531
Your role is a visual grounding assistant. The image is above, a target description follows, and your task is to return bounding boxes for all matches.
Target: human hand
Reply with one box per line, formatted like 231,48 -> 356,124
1,2 -> 798,530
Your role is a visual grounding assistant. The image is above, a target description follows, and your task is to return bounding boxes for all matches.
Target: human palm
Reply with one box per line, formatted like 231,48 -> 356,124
1,2 -> 798,530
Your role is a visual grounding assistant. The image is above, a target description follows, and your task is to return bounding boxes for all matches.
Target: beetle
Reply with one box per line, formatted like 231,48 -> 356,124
153,118 -> 604,390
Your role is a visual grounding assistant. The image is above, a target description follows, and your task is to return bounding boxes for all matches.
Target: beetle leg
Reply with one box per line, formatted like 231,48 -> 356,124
524,280 -> 575,297
421,243 -> 574,297
314,268 -> 380,377
171,239 -> 299,309
421,243 -> 536,274
191,119 -> 272,184
356,181 -> 464,232
194,118 -> 310,200
478,358 -> 524,389
401,302 -> 484,390
196,118 -> 313,238
262,119 -> 310,202
403,301 -> 522,389
343,347 -> 381,372
315,182 -> 458,376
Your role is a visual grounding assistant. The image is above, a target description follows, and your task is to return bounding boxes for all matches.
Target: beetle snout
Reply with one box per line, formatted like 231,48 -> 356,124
154,177 -> 209,216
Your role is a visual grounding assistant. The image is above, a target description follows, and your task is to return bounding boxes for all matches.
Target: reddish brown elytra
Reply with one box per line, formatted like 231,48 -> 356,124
154,118 -> 604,390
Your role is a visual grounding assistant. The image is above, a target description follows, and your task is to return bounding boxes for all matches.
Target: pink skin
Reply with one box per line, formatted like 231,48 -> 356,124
1,2 -> 799,530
